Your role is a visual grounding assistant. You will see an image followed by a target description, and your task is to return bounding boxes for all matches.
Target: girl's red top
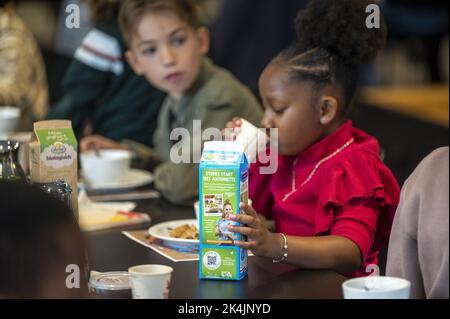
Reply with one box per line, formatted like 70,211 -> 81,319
249,120 -> 400,277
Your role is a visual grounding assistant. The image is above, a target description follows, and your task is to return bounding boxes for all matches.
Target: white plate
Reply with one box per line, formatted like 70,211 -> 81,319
86,169 -> 154,190
148,219 -> 199,244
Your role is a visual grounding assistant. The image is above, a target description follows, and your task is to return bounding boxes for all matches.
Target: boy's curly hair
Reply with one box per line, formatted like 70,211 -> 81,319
277,0 -> 387,112
119,0 -> 199,46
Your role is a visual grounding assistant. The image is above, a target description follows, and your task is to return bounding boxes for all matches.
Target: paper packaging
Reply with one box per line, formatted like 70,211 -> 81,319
199,141 -> 248,280
235,118 -> 268,163
29,120 -> 78,218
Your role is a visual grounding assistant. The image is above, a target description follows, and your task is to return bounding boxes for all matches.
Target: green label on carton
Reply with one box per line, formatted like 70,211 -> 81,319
36,128 -> 77,168
201,248 -> 237,279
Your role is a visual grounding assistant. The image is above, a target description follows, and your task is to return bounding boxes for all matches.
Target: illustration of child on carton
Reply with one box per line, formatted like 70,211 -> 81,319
214,199 -> 235,242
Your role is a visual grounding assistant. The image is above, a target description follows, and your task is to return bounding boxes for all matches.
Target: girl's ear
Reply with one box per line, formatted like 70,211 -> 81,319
196,26 -> 210,55
125,50 -> 144,76
319,96 -> 338,125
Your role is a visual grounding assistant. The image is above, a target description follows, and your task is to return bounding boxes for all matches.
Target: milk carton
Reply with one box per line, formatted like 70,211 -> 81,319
199,141 -> 248,280
29,120 -> 78,218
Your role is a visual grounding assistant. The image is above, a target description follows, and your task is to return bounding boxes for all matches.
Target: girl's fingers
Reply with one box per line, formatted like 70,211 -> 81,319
233,240 -> 256,249
225,121 -> 235,129
239,202 -> 257,217
229,225 -> 257,237
230,213 -> 258,227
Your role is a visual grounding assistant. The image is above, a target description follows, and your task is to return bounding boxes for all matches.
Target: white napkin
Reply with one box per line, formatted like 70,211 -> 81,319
78,190 -> 136,230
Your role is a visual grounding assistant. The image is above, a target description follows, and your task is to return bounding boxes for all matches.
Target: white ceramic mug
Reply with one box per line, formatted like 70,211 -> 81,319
80,149 -> 132,186
342,276 -> 411,299
0,106 -> 21,134
128,264 -> 173,299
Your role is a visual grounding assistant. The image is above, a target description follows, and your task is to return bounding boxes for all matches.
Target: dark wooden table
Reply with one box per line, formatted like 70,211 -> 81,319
85,194 -> 347,299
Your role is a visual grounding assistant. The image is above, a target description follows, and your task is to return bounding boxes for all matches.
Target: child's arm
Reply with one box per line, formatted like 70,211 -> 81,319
230,203 -> 361,274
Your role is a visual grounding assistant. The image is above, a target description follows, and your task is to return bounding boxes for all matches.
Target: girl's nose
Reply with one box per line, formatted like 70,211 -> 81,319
161,46 -> 176,67
261,110 -> 275,129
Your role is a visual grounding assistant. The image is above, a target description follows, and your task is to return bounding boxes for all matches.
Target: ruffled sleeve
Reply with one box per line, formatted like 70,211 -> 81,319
315,152 -> 400,249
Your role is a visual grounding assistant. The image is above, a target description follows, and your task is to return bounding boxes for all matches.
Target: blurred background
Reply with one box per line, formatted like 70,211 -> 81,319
10,0 -> 450,185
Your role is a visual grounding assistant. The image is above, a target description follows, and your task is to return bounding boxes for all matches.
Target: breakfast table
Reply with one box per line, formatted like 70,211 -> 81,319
84,188 -> 347,299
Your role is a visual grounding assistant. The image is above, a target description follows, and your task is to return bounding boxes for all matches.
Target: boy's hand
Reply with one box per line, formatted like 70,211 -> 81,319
228,202 -> 277,257
79,135 -> 126,153
222,117 -> 243,141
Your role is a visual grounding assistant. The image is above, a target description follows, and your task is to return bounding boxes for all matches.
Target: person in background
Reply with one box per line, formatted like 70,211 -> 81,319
0,181 -> 88,298
386,147 -> 449,299
47,0 -> 165,148
226,0 -> 400,277
80,0 -> 263,204
210,0 -> 308,96
0,0 -> 48,130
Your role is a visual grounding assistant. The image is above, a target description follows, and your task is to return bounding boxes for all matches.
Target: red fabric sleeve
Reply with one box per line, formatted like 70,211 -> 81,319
315,152 -> 400,250
331,198 -> 379,261
248,160 -> 274,219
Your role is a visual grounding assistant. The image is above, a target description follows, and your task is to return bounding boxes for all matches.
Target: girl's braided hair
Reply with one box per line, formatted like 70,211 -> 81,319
277,0 -> 387,111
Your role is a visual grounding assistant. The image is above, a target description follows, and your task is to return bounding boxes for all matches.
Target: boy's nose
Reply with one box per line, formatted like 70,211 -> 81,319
161,46 -> 176,67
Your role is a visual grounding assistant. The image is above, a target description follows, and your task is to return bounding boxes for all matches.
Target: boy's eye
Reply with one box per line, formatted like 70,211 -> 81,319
142,47 -> 157,55
171,36 -> 186,46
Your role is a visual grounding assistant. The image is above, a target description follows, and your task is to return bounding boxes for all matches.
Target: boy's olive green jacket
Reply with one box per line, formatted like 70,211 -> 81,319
126,58 -> 263,205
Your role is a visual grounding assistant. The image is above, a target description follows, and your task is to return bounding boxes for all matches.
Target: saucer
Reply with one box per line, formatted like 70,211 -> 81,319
86,169 -> 154,190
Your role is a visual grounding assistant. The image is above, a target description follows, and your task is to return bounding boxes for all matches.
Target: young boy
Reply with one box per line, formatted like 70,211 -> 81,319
81,0 -> 263,204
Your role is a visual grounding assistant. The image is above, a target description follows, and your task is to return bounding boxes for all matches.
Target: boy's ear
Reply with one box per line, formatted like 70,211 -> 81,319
196,26 -> 210,55
319,96 -> 338,125
125,50 -> 144,76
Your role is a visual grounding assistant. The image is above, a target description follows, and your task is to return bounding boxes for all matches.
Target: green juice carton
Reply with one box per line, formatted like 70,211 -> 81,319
29,120 -> 78,218
199,141 -> 248,280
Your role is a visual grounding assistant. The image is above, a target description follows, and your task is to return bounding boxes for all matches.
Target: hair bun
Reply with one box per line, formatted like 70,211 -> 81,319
295,0 -> 387,65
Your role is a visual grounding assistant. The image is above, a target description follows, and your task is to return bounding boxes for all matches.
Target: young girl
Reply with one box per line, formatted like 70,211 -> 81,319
227,0 -> 400,277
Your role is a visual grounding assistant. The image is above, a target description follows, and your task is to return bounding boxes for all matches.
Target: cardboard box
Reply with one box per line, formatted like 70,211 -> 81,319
199,141 -> 248,280
29,120 -> 78,218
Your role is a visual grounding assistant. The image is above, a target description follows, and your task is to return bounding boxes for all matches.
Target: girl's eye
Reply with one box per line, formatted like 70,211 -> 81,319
171,36 -> 186,46
142,47 -> 157,55
272,107 -> 287,115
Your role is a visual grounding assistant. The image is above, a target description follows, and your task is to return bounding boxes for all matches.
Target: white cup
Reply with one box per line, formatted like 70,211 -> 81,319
80,149 -> 132,186
128,264 -> 173,299
342,276 -> 411,299
234,119 -> 268,163
194,201 -> 200,220
0,106 -> 21,134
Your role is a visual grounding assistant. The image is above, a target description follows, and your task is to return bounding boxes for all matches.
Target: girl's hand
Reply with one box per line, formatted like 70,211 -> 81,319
228,202 -> 278,257
79,135 -> 126,153
222,117 -> 243,141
